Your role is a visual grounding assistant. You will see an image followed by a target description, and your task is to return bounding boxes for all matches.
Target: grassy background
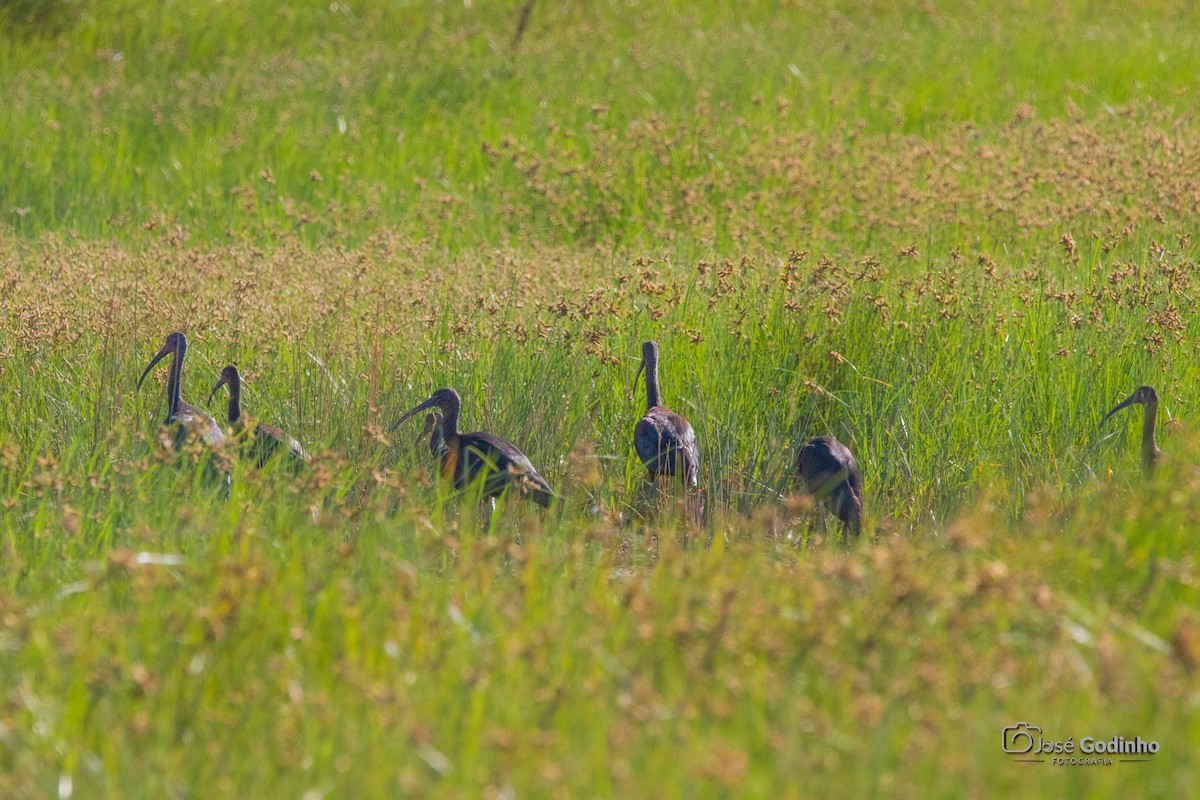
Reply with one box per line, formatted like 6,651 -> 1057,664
2,0 -> 1200,796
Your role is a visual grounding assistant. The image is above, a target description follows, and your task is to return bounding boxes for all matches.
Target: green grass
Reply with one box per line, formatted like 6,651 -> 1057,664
2,0 -> 1200,796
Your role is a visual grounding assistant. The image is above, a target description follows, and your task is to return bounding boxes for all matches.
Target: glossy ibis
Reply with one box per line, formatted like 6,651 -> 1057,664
137,331 -> 224,449
1102,385 -> 1162,475
391,387 -> 553,507
633,340 -> 699,488
797,435 -> 862,538
207,365 -> 308,467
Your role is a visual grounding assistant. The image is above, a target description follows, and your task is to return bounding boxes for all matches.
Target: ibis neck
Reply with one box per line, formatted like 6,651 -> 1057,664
430,423 -> 444,456
644,356 -> 661,410
1142,400 -> 1159,472
166,338 -> 185,419
226,371 -> 242,424
441,398 -> 460,440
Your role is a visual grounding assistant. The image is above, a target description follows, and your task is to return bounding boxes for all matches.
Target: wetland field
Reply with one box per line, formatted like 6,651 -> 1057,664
2,1 -> 1199,796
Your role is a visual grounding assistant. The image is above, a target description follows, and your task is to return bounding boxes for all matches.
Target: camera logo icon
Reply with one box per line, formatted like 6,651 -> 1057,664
1002,723 -> 1041,754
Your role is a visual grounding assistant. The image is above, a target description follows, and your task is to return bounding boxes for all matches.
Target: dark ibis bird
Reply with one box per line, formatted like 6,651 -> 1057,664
137,331 -> 225,449
207,365 -> 308,467
391,387 -> 553,507
797,435 -> 863,538
1101,385 -> 1162,475
633,340 -> 699,488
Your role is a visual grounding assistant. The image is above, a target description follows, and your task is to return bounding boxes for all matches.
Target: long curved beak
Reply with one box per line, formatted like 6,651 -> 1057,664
206,372 -> 231,406
136,343 -> 172,389
633,360 -> 645,397
390,395 -> 439,433
1101,393 -> 1139,428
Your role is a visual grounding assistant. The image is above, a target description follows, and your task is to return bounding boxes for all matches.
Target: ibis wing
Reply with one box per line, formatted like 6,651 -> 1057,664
798,436 -> 863,536
633,417 -> 663,469
173,403 -> 226,447
798,436 -> 851,497
223,421 -> 306,468
288,437 -> 310,462
635,407 -> 698,485
462,432 -> 553,505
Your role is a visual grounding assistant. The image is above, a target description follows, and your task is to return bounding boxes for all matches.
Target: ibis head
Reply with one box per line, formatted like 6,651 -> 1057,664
207,365 -> 244,425
207,365 -> 241,406
391,387 -> 462,436
1101,385 -> 1158,427
1102,385 -> 1162,474
137,331 -> 187,389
